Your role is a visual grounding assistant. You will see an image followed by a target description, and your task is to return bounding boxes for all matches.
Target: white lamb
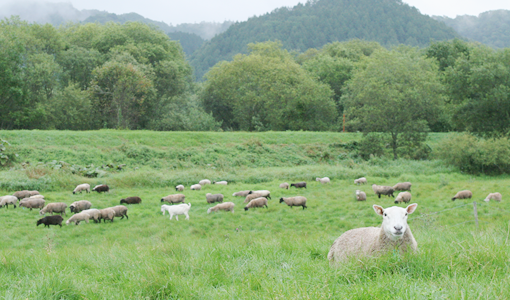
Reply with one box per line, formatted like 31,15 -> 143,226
161,203 -> 191,221
316,177 -> 330,184
328,203 -> 418,264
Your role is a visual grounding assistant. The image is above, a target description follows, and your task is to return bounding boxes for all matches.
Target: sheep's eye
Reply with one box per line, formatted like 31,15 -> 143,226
383,213 -> 387,217
405,213 -> 408,216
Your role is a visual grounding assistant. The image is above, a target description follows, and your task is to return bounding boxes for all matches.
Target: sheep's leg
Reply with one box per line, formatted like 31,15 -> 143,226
169,214 -> 173,220
185,213 -> 189,220
176,215 -> 179,221
59,223 -> 62,227
124,213 -> 128,219
378,194 -> 381,199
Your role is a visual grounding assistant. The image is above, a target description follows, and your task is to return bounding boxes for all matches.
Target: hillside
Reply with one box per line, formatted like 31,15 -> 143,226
189,0 -> 460,79
434,10 -> 510,48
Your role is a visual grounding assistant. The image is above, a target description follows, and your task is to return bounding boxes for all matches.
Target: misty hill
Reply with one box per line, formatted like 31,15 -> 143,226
189,0 -> 460,80
0,2 -> 98,25
0,2 -> 233,55
433,10 -> 510,48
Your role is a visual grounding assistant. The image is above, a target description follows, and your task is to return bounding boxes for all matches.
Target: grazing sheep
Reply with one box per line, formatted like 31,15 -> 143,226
92,184 -> 109,193
13,190 -> 31,199
244,193 -> 265,203
393,182 -> 412,192
206,193 -> 224,204
81,209 -> 101,223
279,183 -> 289,190
451,190 -> 473,201
484,192 -> 502,202
279,196 -> 307,209
161,194 -> 186,204
356,190 -> 367,201
372,184 -> 395,198
175,185 -> 185,191
69,200 -> 92,213
316,177 -> 331,184
290,182 -> 307,189
328,203 -> 418,263
244,197 -> 268,211
120,197 -> 142,205
161,203 -> 191,220
66,212 -> 90,225
37,215 -> 64,228
207,202 -> 235,214
73,183 -> 90,194
39,202 -> 67,216
214,181 -> 228,185
199,179 -> 211,185
98,208 -> 115,223
29,195 -> 44,199
249,190 -> 271,199
0,196 -> 18,208
19,198 -> 45,211
354,177 -> 367,185
232,190 -> 251,197
394,192 -> 412,204
27,191 -> 40,196
190,184 -> 202,190
110,205 -> 128,220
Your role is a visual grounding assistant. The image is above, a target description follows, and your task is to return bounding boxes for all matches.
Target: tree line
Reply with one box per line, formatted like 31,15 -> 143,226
1,18 -> 510,160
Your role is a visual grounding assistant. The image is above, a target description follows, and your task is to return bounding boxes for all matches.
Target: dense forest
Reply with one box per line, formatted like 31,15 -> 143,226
189,0 -> 460,79
434,10 -> 510,48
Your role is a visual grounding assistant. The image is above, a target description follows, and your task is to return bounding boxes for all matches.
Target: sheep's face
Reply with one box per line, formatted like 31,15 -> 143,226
373,204 -> 418,241
279,198 -> 284,203
207,208 -> 212,214
39,210 -> 45,215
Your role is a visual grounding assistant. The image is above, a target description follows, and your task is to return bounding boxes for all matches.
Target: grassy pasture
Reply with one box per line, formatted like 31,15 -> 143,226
0,131 -> 509,299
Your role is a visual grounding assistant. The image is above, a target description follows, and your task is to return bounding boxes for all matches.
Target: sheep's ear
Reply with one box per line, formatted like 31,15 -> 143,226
406,203 -> 418,214
373,205 -> 384,216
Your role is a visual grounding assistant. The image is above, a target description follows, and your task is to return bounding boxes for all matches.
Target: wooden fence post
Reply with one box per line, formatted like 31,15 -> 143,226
473,201 -> 479,228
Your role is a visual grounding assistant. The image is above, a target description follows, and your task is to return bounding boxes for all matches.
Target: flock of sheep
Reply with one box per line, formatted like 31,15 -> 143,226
0,176 -> 502,264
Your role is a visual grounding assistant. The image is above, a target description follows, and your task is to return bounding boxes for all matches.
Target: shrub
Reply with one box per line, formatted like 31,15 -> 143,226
437,133 -> 510,174
358,133 -> 385,160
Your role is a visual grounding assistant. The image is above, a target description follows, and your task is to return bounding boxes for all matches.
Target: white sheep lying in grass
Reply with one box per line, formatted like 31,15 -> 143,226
328,203 -> 418,264
161,203 -> 191,220
484,192 -> 502,202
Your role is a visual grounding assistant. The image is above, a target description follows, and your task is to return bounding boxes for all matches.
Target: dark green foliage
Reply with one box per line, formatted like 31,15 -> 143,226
202,41 -> 337,131
0,19 -> 194,131
441,45 -> 510,137
358,133 -> 385,160
434,10 -> 510,48
343,47 -> 444,159
167,31 -> 204,56
437,133 -> 510,174
190,0 -> 460,79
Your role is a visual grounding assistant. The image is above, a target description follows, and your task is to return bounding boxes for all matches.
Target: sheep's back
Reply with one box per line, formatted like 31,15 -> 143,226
328,227 -> 380,262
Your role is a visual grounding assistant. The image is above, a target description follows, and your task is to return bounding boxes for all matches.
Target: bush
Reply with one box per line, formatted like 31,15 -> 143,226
358,133 -> 385,160
436,133 -> 510,174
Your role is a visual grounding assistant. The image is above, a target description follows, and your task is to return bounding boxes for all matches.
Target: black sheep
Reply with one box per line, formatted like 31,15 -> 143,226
290,182 -> 307,189
92,184 -> 109,193
120,197 -> 142,204
37,215 -> 63,228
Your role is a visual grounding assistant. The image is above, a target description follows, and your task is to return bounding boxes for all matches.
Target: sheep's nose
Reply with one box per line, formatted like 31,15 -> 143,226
394,226 -> 403,231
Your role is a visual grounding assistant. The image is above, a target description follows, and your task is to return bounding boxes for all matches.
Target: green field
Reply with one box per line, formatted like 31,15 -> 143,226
0,131 -> 509,299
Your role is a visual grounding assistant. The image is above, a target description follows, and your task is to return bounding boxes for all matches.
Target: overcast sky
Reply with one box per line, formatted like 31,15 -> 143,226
2,0 -> 510,24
